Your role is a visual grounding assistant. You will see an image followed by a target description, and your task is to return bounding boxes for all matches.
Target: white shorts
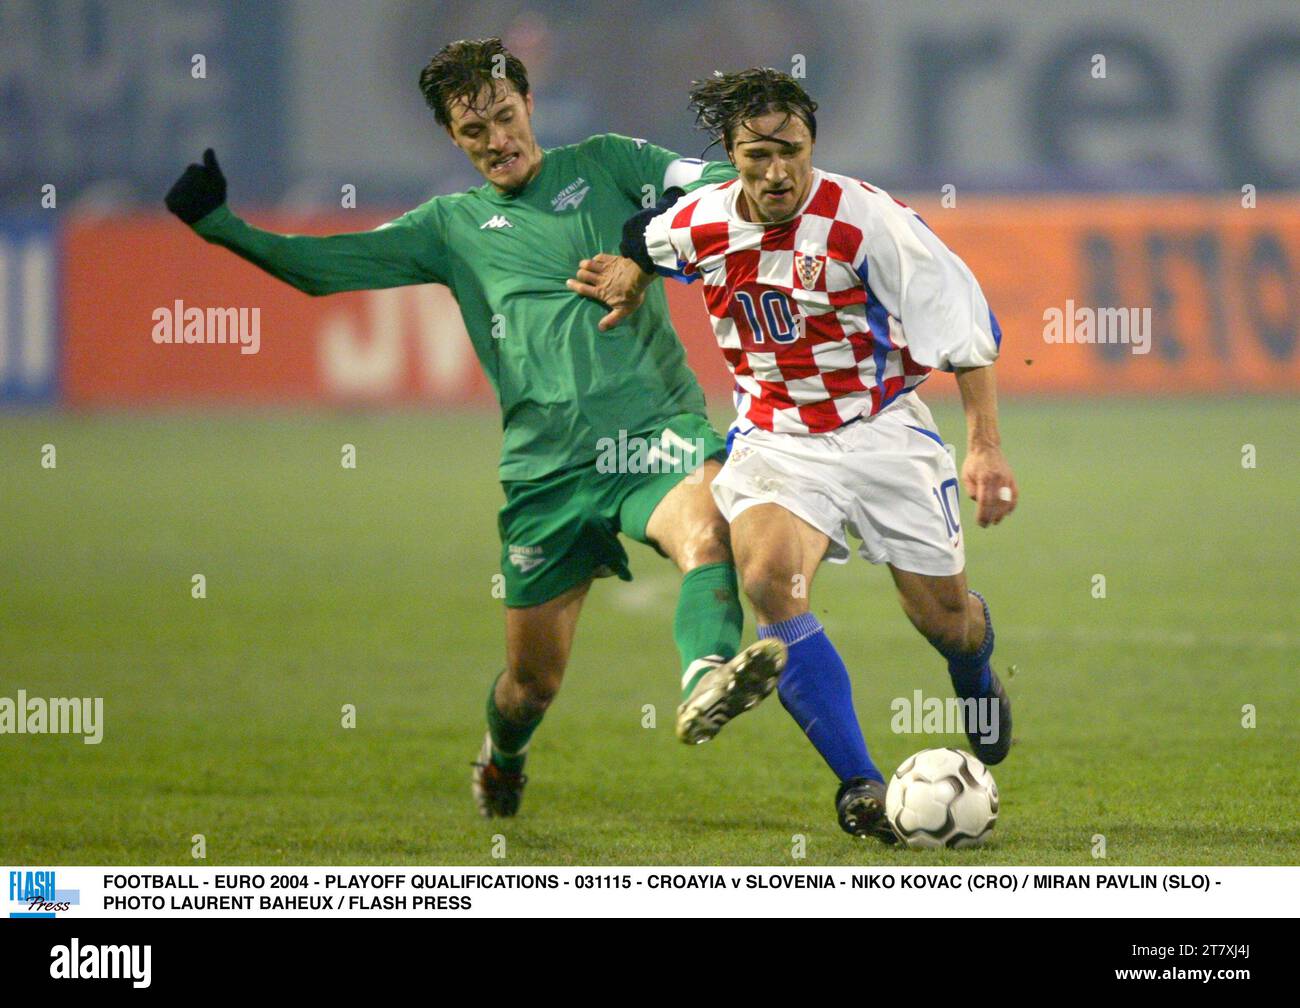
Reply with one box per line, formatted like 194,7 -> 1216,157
712,394 -> 965,576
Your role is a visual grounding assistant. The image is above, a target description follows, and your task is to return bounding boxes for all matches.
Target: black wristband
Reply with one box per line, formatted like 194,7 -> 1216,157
619,186 -> 686,275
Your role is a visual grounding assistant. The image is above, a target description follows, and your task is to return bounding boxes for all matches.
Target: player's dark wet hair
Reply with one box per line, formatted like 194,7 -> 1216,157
689,68 -> 818,152
419,37 -> 531,129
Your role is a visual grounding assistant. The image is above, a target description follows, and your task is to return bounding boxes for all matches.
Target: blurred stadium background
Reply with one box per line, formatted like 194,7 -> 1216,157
1,1 -> 1296,865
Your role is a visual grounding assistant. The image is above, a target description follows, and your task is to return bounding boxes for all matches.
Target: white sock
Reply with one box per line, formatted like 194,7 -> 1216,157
681,654 -> 725,694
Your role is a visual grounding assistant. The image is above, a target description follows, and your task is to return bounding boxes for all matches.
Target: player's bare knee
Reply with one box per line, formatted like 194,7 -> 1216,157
501,664 -> 563,717
678,515 -> 731,570
739,558 -> 804,625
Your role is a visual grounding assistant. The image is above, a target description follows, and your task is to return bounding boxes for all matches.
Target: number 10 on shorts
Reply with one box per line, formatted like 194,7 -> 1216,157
933,477 -> 961,539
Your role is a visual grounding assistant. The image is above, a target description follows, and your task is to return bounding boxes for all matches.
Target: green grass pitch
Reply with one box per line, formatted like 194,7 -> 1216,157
1,398 -> 1295,865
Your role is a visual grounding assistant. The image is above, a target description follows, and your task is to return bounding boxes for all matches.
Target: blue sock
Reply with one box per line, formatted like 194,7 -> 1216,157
759,613 -> 881,783
944,590 -> 994,697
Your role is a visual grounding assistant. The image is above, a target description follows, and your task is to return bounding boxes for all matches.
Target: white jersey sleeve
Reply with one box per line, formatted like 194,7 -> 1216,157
643,190 -> 700,281
662,157 -> 710,191
850,186 -> 1000,371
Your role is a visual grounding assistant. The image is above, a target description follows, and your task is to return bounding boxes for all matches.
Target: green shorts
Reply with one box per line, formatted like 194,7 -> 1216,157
498,412 -> 726,608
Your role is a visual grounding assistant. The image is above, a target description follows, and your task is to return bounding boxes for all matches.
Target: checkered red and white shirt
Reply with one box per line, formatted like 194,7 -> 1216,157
644,168 -> 1001,434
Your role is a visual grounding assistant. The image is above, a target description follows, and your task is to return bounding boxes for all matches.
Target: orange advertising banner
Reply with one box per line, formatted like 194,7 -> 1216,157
909,196 -> 1300,395
62,199 -> 1300,406
63,214 -> 492,406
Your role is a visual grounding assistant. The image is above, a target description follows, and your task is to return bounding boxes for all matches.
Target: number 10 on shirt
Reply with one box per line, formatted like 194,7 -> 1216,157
735,290 -> 801,344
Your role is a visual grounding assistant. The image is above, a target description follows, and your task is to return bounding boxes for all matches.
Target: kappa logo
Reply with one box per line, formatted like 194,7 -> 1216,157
795,250 -> 824,288
551,177 -> 591,212
508,546 -> 545,573
480,215 -> 513,230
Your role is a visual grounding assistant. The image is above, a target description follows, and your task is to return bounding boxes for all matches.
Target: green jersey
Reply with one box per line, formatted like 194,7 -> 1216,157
192,134 -> 735,480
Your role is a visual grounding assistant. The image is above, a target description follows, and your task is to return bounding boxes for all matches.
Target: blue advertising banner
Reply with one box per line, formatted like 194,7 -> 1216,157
0,0 -> 287,213
0,216 -> 59,406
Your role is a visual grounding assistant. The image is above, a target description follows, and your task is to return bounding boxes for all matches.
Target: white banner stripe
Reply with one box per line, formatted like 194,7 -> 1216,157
4,866 -> 1293,918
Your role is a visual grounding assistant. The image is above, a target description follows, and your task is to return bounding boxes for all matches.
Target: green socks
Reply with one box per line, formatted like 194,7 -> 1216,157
486,674 -> 541,774
674,562 -> 744,698
485,563 -> 744,759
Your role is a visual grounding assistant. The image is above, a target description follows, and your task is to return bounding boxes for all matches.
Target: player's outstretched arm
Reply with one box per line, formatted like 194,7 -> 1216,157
954,364 -> 1018,527
164,148 -> 443,296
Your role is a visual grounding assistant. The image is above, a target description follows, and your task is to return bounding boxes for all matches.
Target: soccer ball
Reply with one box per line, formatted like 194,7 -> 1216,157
885,748 -> 999,849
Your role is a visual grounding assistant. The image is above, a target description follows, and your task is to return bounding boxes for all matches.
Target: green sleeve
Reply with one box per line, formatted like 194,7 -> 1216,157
580,133 -> 736,204
190,202 -> 448,295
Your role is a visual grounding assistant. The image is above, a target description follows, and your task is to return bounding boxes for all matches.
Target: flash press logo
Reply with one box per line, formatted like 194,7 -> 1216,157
8,870 -> 78,918
50,939 -> 151,988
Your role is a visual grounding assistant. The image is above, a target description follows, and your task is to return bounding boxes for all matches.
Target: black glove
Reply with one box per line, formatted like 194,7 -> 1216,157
619,185 -> 685,274
165,148 -> 227,224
